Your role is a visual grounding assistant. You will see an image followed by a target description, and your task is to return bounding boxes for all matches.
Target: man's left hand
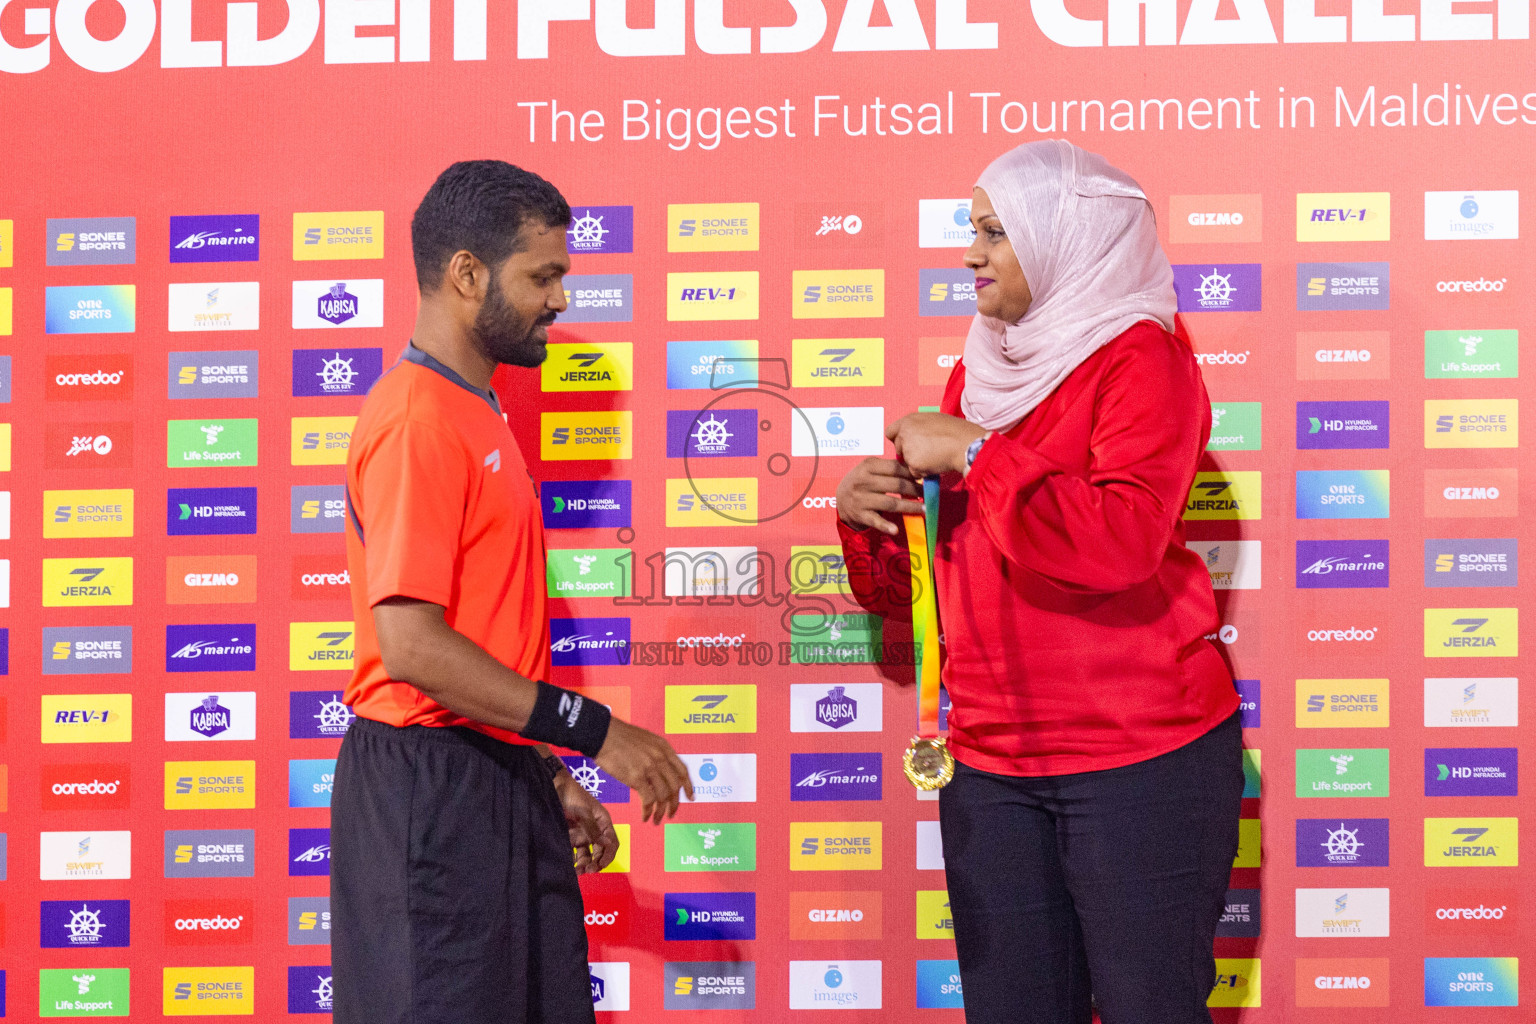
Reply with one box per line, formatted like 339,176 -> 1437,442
554,770 -> 620,873
886,412 -> 987,477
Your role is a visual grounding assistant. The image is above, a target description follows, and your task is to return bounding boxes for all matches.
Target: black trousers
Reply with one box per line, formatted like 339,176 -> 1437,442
938,713 -> 1244,1024
331,717 -> 595,1024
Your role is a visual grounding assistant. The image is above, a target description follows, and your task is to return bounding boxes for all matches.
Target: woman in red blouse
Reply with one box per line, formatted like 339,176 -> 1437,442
837,140 -> 1243,1024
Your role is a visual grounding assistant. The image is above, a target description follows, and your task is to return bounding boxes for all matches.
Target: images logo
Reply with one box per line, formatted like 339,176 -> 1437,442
1295,680 -> 1389,726
791,822 -> 883,871
1297,331 -> 1390,380
1296,818 -> 1389,867
1173,264 -> 1262,312
48,216 -> 135,266
541,342 -> 634,392
1425,329 -> 1518,379
165,760 -> 255,810
1208,402 -> 1261,451
289,691 -> 355,740
1296,470 -> 1390,519
168,487 -> 256,537
1424,607 -> 1518,658
166,624 -> 256,672
1425,399 -> 1519,448
290,622 -> 354,671
789,891 -> 882,940
551,617 -> 631,667
918,198 -> 976,247
1425,748 -> 1518,797
1296,749 -> 1389,797
664,823 -> 757,872
1423,677 -> 1518,728
1296,402 -> 1388,450
1424,190 -> 1519,240
663,962 -> 756,1010
293,211 -> 383,260
790,406 -> 886,457
669,203 -> 759,252
40,830 -> 132,879
665,892 -> 757,940
168,350 -> 259,398
665,685 -> 757,733
291,416 -> 355,466
918,268 -> 976,316
791,753 -> 882,801
45,489 -> 134,539
165,897 -> 254,946
46,284 -> 137,334
666,408 -> 758,458
789,961 -> 882,1010
167,281 -> 260,332
40,763 -> 131,810
163,966 -> 255,1016
542,411 -> 632,461
42,558 -> 133,608
291,485 -> 346,534
170,214 -> 260,262
794,269 -> 884,319
1296,262 -> 1390,311
792,338 -> 884,387
1170,194 -> 1263,243
292,347 -> 383,397
41,899 -> 131,948
39,967 -> 131,1015
666,339 -> 759,390
666,477 -> 758,527
1425,818 -> 1519,866
1424,538 -> 1517,588
542,480 -> 631,529
163,828 -> 255,878
47,354 -> 134,402
1294,888 -> 1389,937
1184,471 -> 1261,520
164,692 -> 256,742
167,419 -> 258,468
1296,192 -> 1390,242
566,205 -> 633,254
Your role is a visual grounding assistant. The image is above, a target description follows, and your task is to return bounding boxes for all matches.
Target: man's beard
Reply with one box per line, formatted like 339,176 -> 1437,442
472,274 -> 554,368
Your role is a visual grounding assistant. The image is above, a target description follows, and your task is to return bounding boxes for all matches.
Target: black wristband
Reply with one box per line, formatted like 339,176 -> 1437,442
521,681 -> 612,758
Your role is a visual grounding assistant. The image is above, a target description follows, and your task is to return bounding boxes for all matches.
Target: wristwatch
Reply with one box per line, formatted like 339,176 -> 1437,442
963,433 -> 989,473
540,754 -> 568,783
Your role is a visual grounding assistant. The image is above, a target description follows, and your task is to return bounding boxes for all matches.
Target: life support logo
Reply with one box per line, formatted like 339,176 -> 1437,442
1425,399 -> 1519,449
791,338 -> 884,387
664,822 -> 757,872
289,622 -> 354,672
541,342 -> 634,392
667,271 -> 759,322
44,489 -> 134,539
668,203 -> 759,252
1296,192 -> 1390,242
542,411 -> 633,461
167,418 -> 258,468
794,269 -> 884,319
1425,329 -> 1518,380
293,211 -> 383,260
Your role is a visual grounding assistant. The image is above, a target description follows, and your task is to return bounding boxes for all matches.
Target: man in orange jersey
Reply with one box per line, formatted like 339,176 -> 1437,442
332,160 -> 691,1024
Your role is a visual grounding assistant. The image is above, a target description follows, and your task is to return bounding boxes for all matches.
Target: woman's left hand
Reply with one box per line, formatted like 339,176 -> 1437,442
886,413 -> 988,477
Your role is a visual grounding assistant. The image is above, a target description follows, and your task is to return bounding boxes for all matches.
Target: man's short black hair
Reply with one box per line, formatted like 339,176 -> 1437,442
411,160 -> 571,290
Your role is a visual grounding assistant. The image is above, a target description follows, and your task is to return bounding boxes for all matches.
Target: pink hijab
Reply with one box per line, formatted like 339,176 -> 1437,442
959,140 -> 1177,432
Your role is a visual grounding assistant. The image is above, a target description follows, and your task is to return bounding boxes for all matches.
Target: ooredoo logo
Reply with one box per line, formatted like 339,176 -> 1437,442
164,898 -> 255,945
1425,887 -> 1518,936
292,554 -> 351,601
41,762 -> 131,809
46,355 -> 133,401
1436,276 -> 1506,293
1306,627 -> 1379,643
1194,349 -> 1249,366
582,891 -> 630,940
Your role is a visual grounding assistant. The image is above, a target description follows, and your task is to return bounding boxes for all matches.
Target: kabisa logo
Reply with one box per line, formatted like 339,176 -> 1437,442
1424,957 -> 1519,1008
1425,190 -> 1519,240
542,411 -> 633,461
1295,401 -> 1389,450
168,350 -> 258,398
1294,888 -> 1389,937
795,269 -> 884,319
667,271 -> 760,322
1184,471 -> 1261,520
1296,262 -> 1390,311
666,408 -> 758,458
918,268 -> 976,316
589,962 -> 632,1012
167,283 -> 260,332
665,822 -> 757,872
290,691 -> 355,739
41,693 -> 133,744
916,960 -> 964,1009
1295,470 -> 1390,520
1425,399 -> 1519,449
678,753 -> 757,802
165,760 -> 255,810
792,337 -> 884,387
48,216 -> 136,266
163,966 -> 255,1016
918,199 -> 976,248
166,624 -> 256,672
288,896 -> 332,945
561,272 -> 635,324
46,354 -> 134,402
1424,329 -> 1518,380
287,966 -> 335,1014
39,830 -> 132,880
289,827 -> 332,876
1295,679 -> 1389,727
1296,540 -> 1390,590
45,488 -> 134,539
1295,192 -> 1390,242
166,418 -> 258,468
664,962 -> 756,1010
164,692 -> 257,742
1172,264 -> 1262,312
170,214 -> 260,262
292,211 -> 384,261
566,205 -> 633,254
791,822 -> 883,871
290,279 -> 384,330
551,617 -> 632,667
40,763 -> 131,810
291,416 -> 355,466
164,898 -> 255,946
1425,538 -> 1518,588
542,480 -> 632,529
1436,274 -> 1508,293
666,339 -> 759,390
168,487 -> 257,537
1295,818 -> 1390,867
669,203 -> 759,252
1425,818 -> 1519,866
559,756 -> 630,805
541,342 -> 634,392
789,961 -> 882,1009
790,753 -> 882,801
665,892 -> 757,940
45,284 -> 137,334
291,484 -> 347,534
164,828 -> 256,879
1424,607 -> 1518,658
666,685 -> 758,733
1169,194 -> 1263,244
1423,677 -> 1518,728
290,622 -> 355,672
41,899 -> 131,948
1425,748 -> 1518,797
666,477 -> 758,526
792,682 -> 881,731
289,758 -> 337,809
1297,331 -> 1390,380
292,347 -> 383,397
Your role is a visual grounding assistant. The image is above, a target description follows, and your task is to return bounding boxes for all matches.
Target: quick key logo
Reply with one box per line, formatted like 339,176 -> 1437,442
1172,264 -> 1262,312
1296,818 -> 1389,867
566,205 -> 633,254
170,214 -> 260,262
41,899 -> 130,948
289,691 -> 355,739
292,347 -> 382,397
666,408 -> 757,458
168,488 -> 256,536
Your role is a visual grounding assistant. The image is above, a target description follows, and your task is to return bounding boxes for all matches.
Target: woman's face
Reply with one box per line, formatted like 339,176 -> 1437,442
964,187 -> 1032,323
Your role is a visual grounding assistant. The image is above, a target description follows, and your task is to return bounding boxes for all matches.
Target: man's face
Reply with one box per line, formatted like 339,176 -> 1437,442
471,219 -> 570,368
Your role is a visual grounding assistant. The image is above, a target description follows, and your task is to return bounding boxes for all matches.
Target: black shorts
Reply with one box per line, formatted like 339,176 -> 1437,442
331,716 -> 595,1024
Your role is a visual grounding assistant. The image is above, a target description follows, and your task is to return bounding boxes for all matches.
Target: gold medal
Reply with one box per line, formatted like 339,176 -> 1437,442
903,736 -> 955,790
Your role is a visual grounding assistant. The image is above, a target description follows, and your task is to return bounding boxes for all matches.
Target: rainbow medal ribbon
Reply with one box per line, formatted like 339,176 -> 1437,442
901,475 -> 954,791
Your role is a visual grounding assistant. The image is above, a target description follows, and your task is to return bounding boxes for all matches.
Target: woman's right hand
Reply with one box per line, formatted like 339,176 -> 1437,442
835,458 -> 924,536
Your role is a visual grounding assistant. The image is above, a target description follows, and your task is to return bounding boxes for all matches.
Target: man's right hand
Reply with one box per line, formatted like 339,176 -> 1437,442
836,457 -> 924,536
594,719 -> 695,824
